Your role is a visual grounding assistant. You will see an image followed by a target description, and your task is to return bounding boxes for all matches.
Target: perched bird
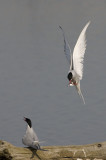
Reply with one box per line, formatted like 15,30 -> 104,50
59,22 -> 90,104
22,117 -> 46,151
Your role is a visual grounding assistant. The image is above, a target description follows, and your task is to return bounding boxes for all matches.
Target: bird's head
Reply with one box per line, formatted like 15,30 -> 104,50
23,117 -> 32,128
67,72 -> 73,86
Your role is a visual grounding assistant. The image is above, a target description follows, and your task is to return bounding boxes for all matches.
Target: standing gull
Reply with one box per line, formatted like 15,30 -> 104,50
22,117 -> 46,151
59,22 -> 90,104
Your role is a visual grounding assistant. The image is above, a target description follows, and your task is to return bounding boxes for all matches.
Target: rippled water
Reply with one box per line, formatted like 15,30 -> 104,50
0,0 -> 106,147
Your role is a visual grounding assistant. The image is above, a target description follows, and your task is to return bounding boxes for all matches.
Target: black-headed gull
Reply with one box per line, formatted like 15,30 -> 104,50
59,22 -> 90,104
22,117 -> 46,151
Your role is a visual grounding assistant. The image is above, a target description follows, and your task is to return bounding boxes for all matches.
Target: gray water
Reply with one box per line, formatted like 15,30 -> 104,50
0,0 -> 106,147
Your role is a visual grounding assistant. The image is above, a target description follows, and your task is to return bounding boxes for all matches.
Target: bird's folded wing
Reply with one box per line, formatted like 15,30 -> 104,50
32,129 -> 39,142
22,135 -> 33,146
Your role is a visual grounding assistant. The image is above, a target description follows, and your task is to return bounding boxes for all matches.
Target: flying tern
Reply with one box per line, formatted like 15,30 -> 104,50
59,22 -> 90,104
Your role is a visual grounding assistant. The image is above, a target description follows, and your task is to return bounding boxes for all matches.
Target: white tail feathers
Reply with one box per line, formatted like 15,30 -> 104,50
75,82 -> 85,104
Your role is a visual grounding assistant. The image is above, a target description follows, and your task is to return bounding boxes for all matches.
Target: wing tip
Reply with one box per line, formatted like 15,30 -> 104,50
59,25 -> 63,31
85,21 -> 91,28
88,20 -> 91,24
59,25 -> 62,29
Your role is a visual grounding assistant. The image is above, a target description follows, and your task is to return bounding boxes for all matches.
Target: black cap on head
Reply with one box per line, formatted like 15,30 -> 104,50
67,72 -> 72,81
24,117 -> 32,128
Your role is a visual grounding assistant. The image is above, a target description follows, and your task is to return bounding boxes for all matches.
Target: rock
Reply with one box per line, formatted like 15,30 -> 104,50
0,140 -> 106,160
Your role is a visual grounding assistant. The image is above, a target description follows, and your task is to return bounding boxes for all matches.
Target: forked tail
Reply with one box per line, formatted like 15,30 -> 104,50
75,82 -> 85,104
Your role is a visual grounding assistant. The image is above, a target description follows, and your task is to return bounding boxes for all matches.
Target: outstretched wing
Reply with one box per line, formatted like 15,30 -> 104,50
59,26 -> 72,66
73,21 -> 90,79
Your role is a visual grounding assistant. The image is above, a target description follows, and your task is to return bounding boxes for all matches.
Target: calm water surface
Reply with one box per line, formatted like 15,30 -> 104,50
0,0 -> 106,147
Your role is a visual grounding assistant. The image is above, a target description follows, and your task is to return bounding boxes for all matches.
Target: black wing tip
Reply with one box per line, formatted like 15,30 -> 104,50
59,25 -> 62,30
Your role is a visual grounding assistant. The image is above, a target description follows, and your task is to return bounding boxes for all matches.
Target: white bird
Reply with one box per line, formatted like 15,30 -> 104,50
22,117 -> 46,151
59,22 -> 90,104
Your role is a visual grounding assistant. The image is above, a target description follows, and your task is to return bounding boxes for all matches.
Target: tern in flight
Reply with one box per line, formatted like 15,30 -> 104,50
59,21 -> 90,104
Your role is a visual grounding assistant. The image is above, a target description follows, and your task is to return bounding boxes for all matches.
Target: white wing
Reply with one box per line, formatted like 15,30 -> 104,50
59,26 -> 71,65
72,21 -> 90,79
